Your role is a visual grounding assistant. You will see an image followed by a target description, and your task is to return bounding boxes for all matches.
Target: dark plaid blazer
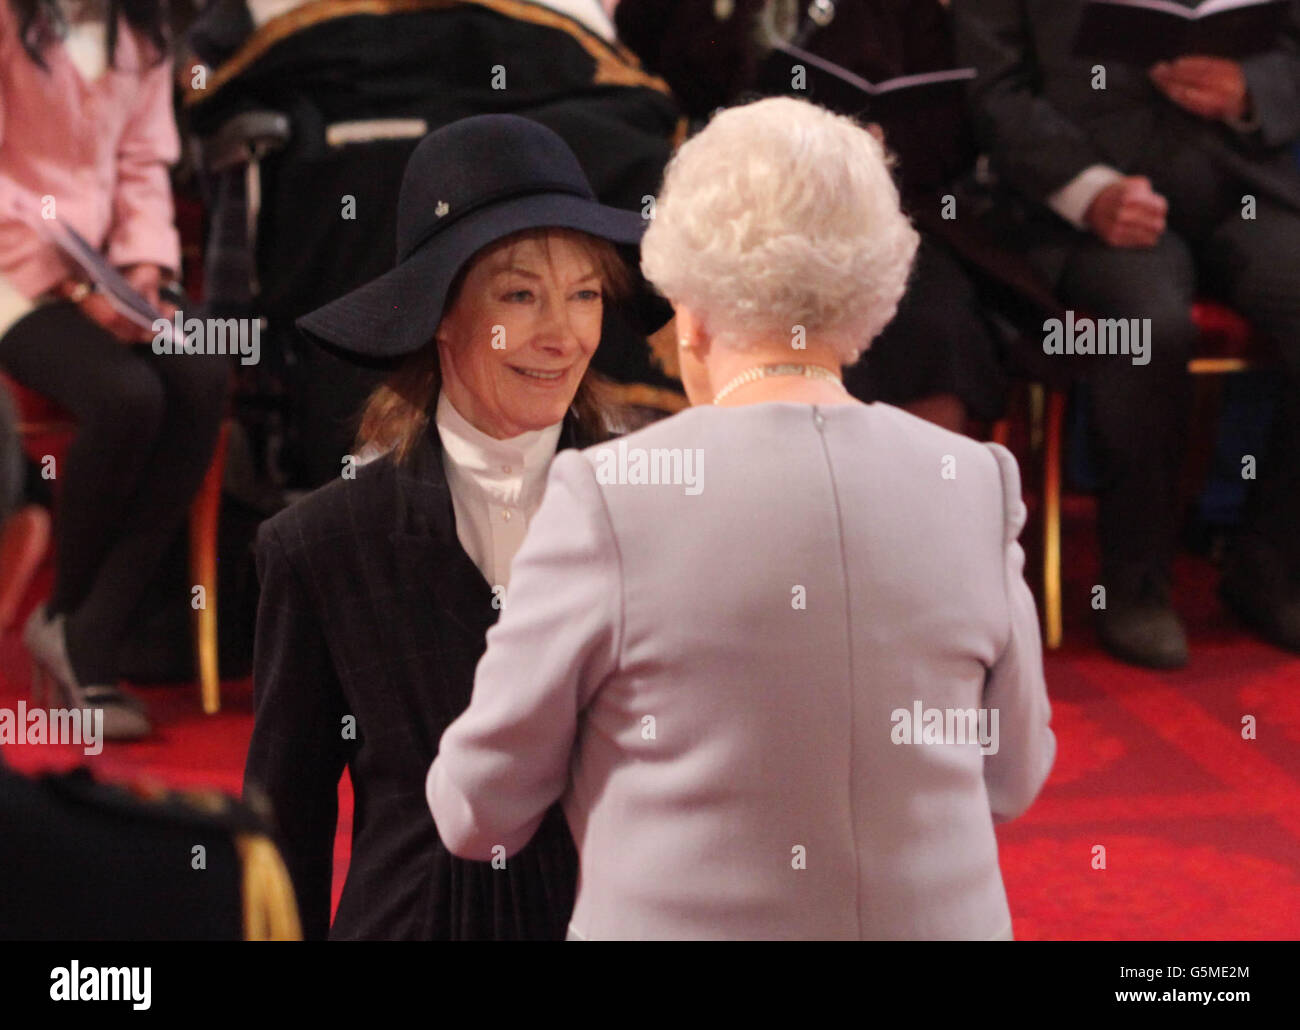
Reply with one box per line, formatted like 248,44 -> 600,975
244,416 -> 593,940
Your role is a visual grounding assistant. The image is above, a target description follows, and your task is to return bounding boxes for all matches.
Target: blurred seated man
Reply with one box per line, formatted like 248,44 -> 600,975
616,0 -> 1069,434
750,0 -> 1015,432
954,0 -> 1300,668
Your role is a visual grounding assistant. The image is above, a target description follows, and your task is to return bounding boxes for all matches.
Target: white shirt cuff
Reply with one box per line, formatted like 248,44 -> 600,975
1046,165 -> 1125,230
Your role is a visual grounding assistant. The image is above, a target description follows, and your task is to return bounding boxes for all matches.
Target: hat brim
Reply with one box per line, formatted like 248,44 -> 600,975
296,193 -> 649,361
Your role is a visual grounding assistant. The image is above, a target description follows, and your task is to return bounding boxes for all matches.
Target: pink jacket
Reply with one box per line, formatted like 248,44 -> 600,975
0,2 -> 180,301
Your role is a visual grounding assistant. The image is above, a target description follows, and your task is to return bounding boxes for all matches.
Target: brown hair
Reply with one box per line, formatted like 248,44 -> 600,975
12,0 -> 169,70
357,227 -> 633,462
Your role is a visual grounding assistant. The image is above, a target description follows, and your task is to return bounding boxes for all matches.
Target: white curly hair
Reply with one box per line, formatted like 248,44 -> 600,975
641,96 -> 920,360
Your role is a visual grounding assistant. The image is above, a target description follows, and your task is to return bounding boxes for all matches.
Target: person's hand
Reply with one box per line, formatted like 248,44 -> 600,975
124,262 -> 177,320
123,263 -> 178,344
1149,57 -> 1250,123
1084,176 -> 1168,248
56,279 -> 138,343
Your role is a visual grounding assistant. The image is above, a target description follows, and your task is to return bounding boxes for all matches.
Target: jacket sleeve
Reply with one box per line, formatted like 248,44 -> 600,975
1240,1 -> 1300,148
952,0 -> 1111,204
243,517 -> 349,941
0,11 -> 39,312
981,442 -> 1056,823
427,449 -> 621,860
105,52 -> 181,273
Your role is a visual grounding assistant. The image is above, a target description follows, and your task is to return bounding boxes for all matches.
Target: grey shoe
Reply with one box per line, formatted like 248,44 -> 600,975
1094,569 -> 1189,670
1096,602 -> 1189,669
23,604 -> 152,740
21,602 -> 51,657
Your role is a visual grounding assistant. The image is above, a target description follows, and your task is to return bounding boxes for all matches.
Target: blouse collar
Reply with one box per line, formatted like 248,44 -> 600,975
434,390 -> 563,481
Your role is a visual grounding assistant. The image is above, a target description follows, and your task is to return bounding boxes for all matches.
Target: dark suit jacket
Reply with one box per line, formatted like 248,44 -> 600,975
719,0 -> 1067,369
243,416 -> 591,940
753,0 -> 977,198
617,0 -> 972,189
0,763 -> 249,940
954,0 -> 1300,279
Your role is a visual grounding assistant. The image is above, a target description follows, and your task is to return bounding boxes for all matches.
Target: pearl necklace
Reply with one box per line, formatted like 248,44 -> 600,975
712,363 -> 847,404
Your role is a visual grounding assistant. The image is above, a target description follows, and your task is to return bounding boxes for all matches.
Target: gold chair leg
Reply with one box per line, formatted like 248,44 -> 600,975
235,833 -> 303,941
191,420 -> 230,715
1028,383 -> 1045,457
1043,390 -> 1065,650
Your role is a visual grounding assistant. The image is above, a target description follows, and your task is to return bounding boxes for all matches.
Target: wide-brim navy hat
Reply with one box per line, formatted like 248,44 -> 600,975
296,114 -> 651,360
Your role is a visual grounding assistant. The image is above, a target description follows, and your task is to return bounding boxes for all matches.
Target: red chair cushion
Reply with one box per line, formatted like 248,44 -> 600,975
1,372 -> 73,426
1191,300 -> 1261,362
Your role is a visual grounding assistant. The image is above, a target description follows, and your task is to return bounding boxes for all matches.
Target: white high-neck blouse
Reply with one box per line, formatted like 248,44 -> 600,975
434,391 -> 563,591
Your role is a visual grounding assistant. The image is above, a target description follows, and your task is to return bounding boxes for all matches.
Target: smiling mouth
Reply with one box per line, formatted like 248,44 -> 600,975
510,366 -> 567,382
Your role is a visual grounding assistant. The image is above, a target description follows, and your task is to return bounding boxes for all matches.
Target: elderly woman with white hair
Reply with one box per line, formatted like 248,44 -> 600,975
427,96 -> 1055,940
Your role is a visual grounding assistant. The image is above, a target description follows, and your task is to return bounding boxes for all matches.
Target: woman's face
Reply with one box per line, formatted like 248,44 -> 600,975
436,234 -> 604,439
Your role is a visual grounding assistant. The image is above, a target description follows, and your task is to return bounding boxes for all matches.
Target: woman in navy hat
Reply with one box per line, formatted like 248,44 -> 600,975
242,114 -> 649,940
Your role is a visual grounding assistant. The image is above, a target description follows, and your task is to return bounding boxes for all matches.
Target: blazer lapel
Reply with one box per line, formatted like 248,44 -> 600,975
386,410 -> 595,651
390,427 -> 497,641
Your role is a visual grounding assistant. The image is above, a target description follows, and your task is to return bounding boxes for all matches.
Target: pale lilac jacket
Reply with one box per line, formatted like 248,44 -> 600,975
428,401 -> 1055,940
0,2 -> 180,300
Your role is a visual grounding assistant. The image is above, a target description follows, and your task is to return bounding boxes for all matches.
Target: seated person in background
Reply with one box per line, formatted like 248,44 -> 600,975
753,0 -> 1012,432
617,0 -> 1065,434
245,116 -> 648,940
954,0 -> 1300,668
429,97 -> 1055,941
0,0 -> 228,737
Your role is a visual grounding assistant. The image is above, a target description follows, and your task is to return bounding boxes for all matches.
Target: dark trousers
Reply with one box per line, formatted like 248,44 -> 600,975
0,302 -> 229,682
0,385 -> 20,522
845,233 -> 1009,422
1055,196 -> 1300,588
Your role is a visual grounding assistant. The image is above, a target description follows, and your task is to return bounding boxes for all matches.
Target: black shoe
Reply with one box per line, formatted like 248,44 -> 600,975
1095,568 -> 1188,669
1220,550 -> 1300,655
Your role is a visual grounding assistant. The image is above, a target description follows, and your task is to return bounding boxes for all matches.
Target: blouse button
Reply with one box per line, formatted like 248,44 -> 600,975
502,509 -> 513,522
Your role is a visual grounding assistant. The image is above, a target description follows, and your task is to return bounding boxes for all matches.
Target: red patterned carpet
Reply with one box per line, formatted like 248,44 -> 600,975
3,496 -> 1298,939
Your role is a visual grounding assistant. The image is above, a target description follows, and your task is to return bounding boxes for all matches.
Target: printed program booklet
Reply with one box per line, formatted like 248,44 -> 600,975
1072,0 -> 1291,64
761,41 -> 977,122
